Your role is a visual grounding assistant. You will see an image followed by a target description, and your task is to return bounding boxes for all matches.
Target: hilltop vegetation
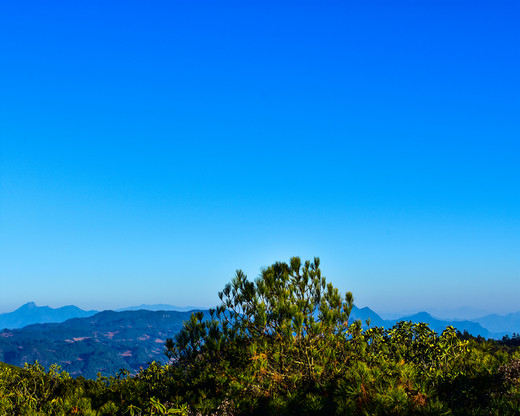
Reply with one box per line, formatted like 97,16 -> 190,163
1,257 -> 520,415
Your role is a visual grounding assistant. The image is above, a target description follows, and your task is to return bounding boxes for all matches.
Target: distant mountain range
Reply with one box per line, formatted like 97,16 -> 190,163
0,303 -> 201,330
0,302 -> 520,339
380,306 -> 492,322
0,302 -> 519,378
1,302 -> 519,338
116,304 -> 201,312
349,308 -> 506,339
393,312 -> 499,338
0,309 -> 201,378
0,302 -> 97,330
474,312 -> 520,334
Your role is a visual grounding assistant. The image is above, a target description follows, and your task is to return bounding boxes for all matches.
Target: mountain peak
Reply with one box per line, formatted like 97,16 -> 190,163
405,311 -> 435,321
1,302 -> 97,330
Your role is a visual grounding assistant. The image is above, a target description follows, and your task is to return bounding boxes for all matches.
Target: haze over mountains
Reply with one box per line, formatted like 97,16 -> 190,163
0,302 -> 98,330
0,310 -> 199,378
379,306 -> 492,322
0,303 -> 200,330
1,302 -> 519,337
116,304 -> 201,312
1,302 -> 519,378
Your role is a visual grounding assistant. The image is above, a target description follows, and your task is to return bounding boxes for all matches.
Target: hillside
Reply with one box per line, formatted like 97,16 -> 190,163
0,309 -> 201,378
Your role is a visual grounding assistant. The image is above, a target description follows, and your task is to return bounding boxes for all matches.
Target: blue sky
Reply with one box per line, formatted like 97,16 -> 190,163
1,0 -> 518,316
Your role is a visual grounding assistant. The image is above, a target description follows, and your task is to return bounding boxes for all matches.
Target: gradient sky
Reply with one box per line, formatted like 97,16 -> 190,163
1,0 -> 519,316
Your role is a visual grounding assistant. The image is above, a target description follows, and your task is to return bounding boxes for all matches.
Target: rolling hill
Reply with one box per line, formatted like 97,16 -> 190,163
0,309 -> 200,378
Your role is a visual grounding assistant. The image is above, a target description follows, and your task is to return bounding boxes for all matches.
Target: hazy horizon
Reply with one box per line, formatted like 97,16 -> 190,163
0,300 -> 517,323
1,1 -> 518,316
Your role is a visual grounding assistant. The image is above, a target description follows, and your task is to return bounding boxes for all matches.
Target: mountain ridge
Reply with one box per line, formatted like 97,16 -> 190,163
2,302 -> 518,338
0,302 -> 98,330
0,309 -> 201,378
116,304 -> 202,312
392,311 -> 501,339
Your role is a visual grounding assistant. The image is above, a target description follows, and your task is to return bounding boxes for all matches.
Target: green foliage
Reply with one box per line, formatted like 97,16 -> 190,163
164,257 -> 357,409
0,361 -> 187,415
163,257 -> 520,415
1,257 -> 520,415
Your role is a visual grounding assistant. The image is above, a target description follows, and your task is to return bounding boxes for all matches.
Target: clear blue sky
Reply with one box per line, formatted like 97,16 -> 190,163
1,0 -> 518,315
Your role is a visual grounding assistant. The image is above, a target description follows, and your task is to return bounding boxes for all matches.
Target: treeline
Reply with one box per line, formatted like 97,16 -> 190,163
1,257 -> 519,415
458,330 -> 520,348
